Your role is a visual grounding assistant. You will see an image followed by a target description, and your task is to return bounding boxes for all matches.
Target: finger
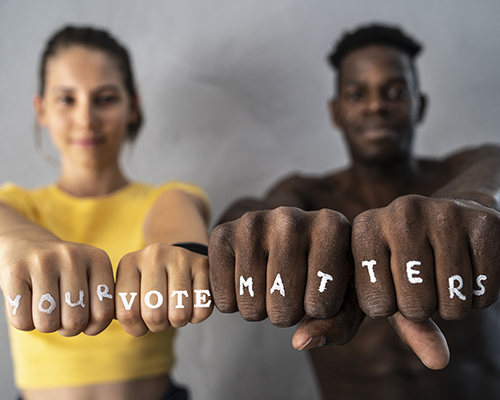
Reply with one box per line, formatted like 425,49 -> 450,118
31,264 -> 61,333
468,210 -> 500,309
2,265 -> 34,331
293,282 -> 365,349
232,211 -> 268,321
190,255 -> 213,323
431,230 -> 472,320
138,244 -> 169,332
115,253 -> 146,336
58,260 -> 89,337
304,209 -> 350,319
389,312 -> 449,370
84,251 -> 115,336
352,210 -> 396,318
208,222 -> 237,313
266,207 -> 307,327
167,248 -> 193,328
384,200 -> 437,321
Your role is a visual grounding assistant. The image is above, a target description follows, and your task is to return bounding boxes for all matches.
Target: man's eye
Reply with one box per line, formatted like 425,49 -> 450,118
386,87 -> 409,100
345,90 -> 363,102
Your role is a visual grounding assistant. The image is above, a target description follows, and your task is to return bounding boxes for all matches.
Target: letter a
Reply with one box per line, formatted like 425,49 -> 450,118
270,273 -> 285,297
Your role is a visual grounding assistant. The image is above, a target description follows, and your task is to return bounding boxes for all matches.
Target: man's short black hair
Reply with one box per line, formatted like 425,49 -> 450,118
328,23 -> 422,70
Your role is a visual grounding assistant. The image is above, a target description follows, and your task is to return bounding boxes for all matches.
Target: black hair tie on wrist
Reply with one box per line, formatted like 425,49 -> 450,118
172,242 -> 208,256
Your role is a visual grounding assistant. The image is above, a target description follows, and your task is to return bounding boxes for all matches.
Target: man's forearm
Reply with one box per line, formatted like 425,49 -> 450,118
432,145 -> 500,210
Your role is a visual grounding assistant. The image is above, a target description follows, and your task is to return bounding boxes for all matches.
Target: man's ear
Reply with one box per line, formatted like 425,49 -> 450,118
329,98 -> 341,128
417,93 -> 428,124
33,94 -> 46,126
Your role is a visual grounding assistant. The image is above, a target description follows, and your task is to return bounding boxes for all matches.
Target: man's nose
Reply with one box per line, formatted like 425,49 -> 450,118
366,91 -> 390,114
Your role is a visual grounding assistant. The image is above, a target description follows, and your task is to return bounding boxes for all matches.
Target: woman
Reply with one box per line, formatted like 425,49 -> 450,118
0,26 -> 212,400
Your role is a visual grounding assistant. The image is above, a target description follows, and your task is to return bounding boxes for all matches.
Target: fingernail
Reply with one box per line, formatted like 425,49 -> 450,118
298,335 -> 326,351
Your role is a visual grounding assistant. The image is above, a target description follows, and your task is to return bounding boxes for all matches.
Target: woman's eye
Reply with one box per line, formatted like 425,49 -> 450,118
58,95 -> 74,105
96,95 -> 118,106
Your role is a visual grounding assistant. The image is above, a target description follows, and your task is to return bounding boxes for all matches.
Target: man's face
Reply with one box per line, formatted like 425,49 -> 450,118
331,44 -> 425,165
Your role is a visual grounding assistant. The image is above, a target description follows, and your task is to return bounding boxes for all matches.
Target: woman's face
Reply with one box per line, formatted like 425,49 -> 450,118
35,45 -> 137,170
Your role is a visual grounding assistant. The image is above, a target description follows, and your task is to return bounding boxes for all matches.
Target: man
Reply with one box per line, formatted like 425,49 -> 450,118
209,24 -> 500,399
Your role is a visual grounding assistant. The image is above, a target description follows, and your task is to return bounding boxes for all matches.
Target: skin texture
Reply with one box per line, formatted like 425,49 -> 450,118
211,45 -> 500,399
0,46 -> 210,400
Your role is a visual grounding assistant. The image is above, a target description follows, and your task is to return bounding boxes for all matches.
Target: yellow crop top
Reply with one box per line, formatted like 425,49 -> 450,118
0,181 -> 210,389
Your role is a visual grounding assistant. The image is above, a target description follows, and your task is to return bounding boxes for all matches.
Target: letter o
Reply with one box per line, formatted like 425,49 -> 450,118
144,290 -> 164,309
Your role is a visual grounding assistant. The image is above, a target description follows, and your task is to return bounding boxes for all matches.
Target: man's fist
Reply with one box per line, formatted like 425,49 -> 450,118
209,206 -> 364,349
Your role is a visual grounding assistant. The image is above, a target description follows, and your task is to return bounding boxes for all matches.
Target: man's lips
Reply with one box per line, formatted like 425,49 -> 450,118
357,124 -> 399,140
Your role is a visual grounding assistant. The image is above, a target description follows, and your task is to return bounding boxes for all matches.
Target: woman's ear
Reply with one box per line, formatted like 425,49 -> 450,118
129,94 -> 140,125
33,94 -> 46,126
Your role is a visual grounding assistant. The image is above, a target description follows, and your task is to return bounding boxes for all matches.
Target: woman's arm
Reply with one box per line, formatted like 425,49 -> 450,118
0,203 -> 115,336
115,189 -> 212,336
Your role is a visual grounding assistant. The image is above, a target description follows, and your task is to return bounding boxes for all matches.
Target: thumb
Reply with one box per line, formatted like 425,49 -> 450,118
292,289 -> 365,350
388,312 -> 450,370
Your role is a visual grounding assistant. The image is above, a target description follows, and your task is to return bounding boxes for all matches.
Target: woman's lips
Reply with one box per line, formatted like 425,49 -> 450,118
72,137 -> 106,147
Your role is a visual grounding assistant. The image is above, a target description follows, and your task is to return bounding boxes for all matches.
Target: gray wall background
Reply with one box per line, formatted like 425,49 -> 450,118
1,1 -> 499,399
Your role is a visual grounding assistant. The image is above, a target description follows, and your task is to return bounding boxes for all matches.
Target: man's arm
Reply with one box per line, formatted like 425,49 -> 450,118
433,144 -> 500,208
352,144 -> 500,369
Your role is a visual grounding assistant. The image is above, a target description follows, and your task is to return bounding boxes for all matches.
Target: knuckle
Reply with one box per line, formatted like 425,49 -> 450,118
438,303 -> 470,321
10,318 -> 34,332
142,311 -> 169,332
209,222 -> 235,246
314,209 -> 350,237
190,307 -> 213,324
169,311 -> 190,328
62,315 -> 87,334
92,307 -> 114,325
239,304 -> 267,322
268,309 -> 302,327
359,293 -> 396,319
398,300 -> 435,322
116,309 -> 141,326
213,294 -> 238,313
36,320 -> 59,334
271,207 -> 303,233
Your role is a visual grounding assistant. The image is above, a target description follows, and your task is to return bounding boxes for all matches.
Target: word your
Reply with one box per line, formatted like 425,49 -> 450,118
6,284 -> 212,315
362,260 -> 488,300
